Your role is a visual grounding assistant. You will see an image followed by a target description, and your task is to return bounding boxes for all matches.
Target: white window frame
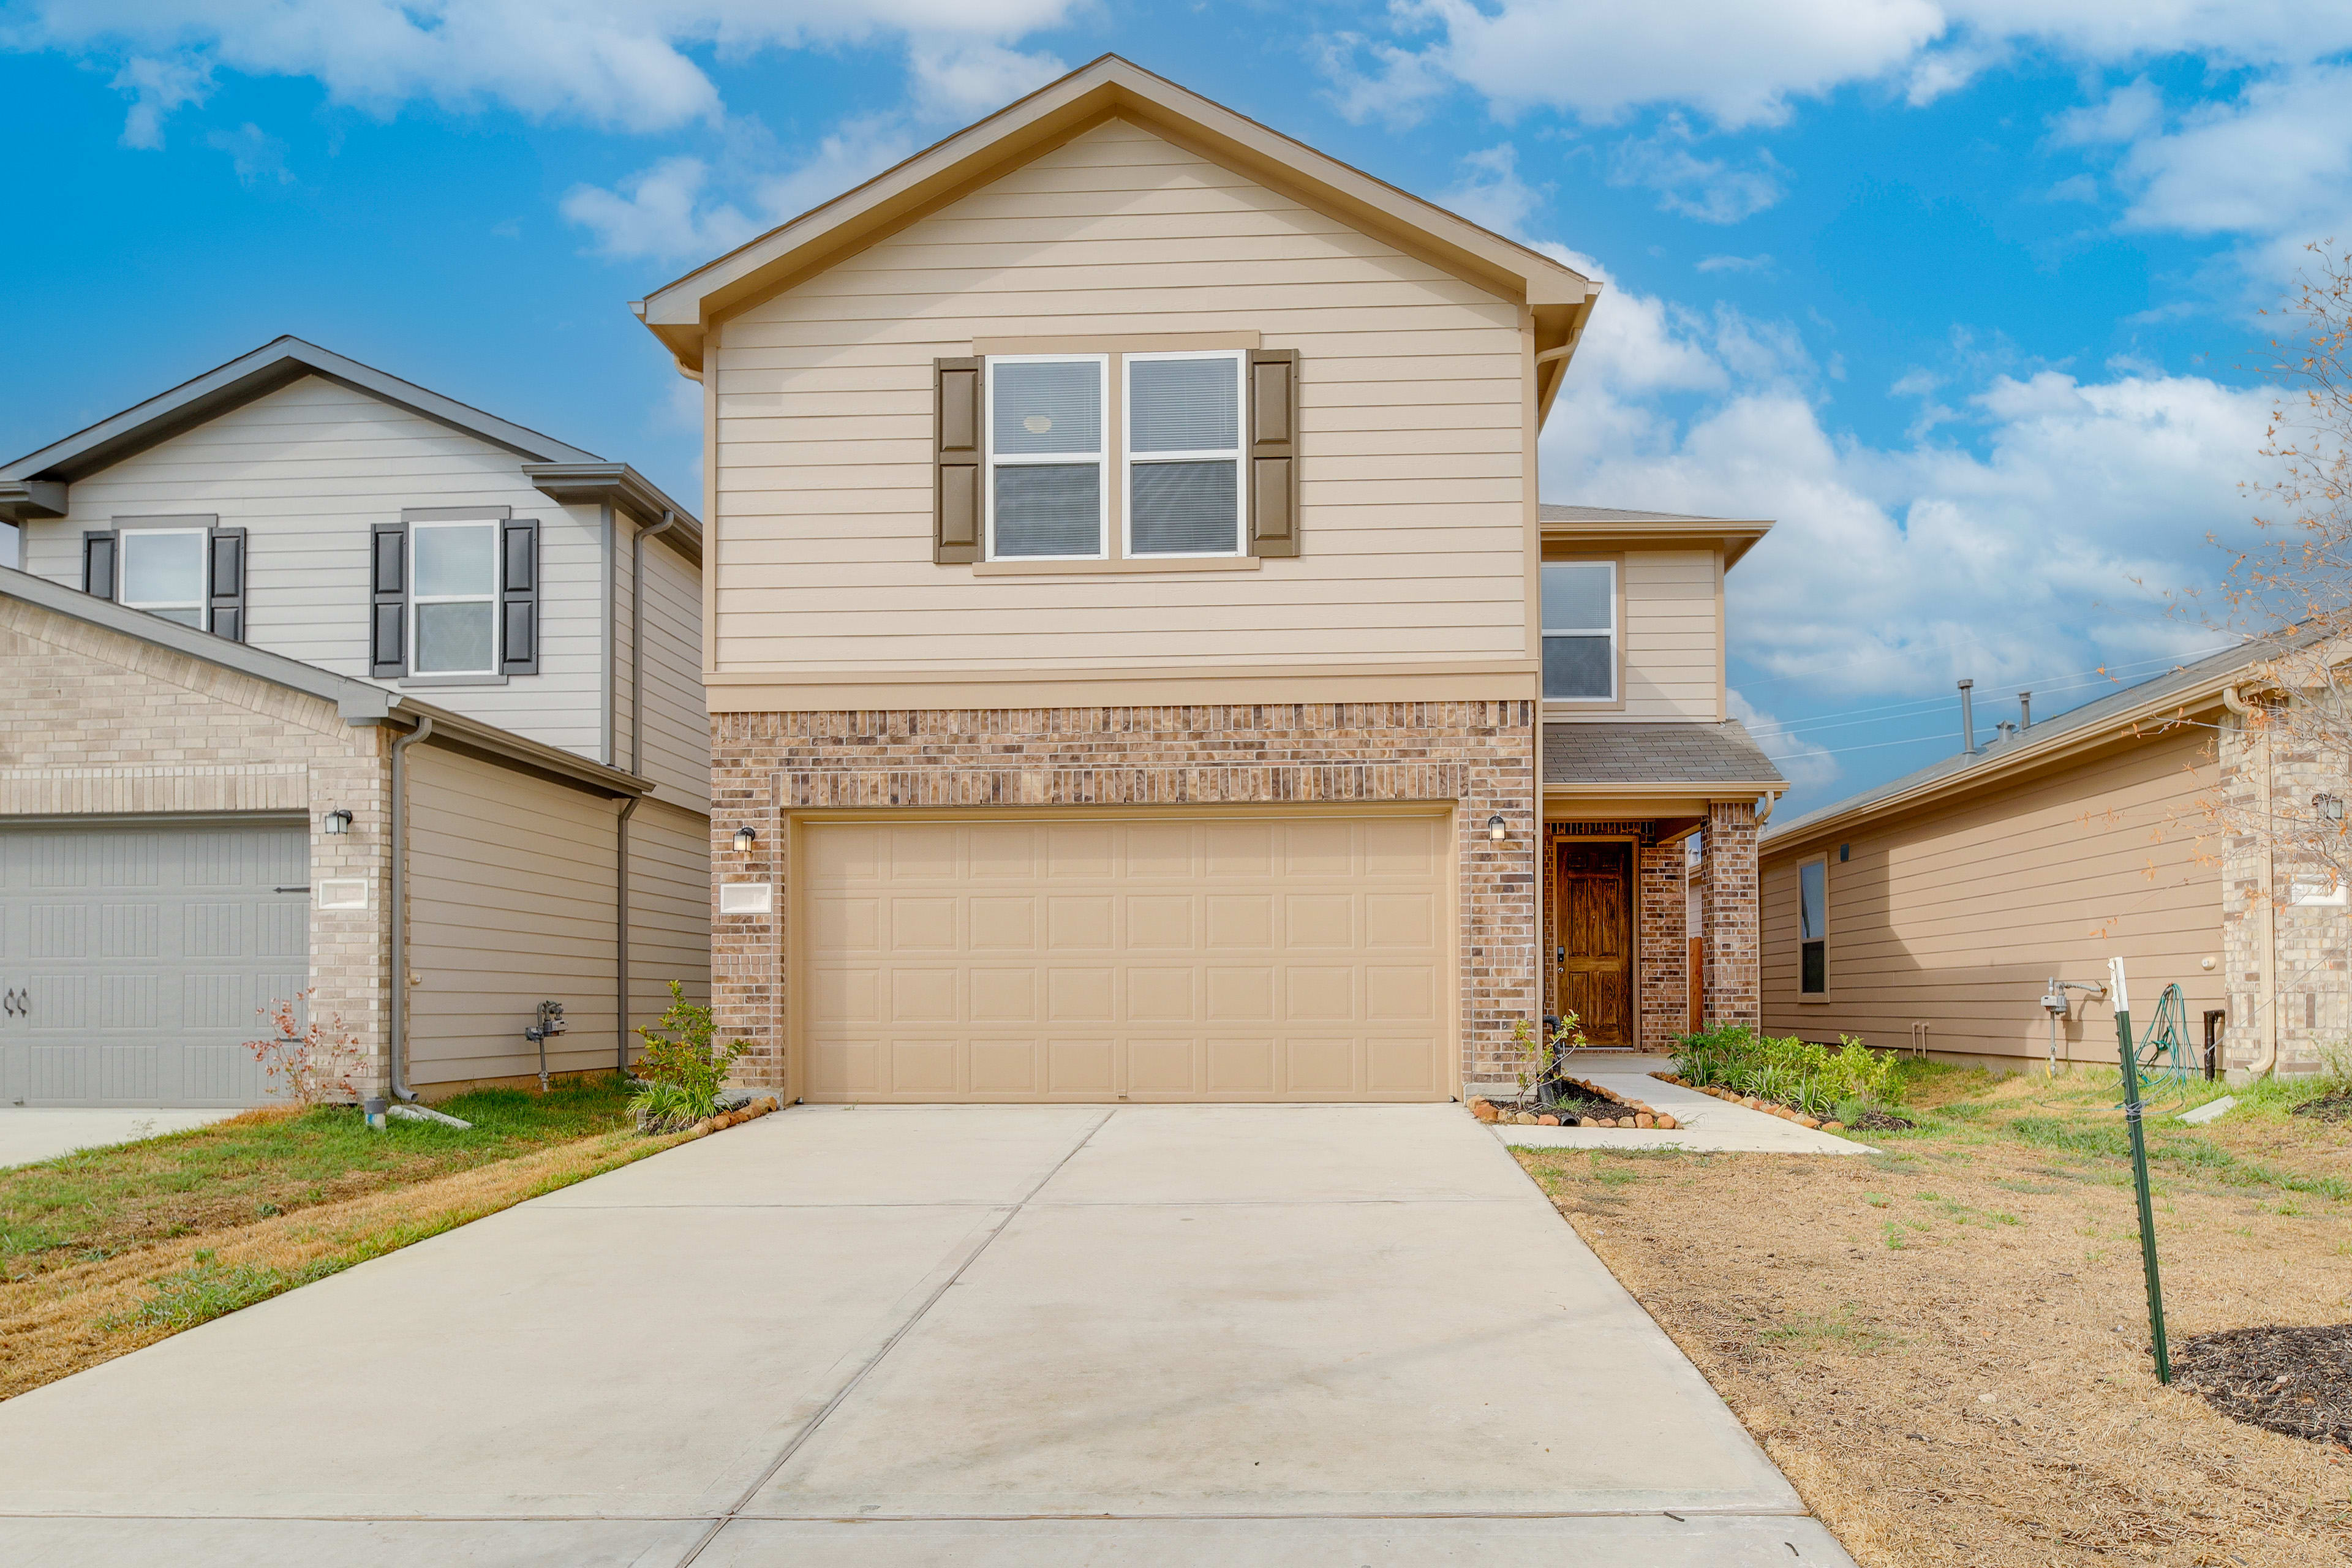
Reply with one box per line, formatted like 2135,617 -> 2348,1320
1121,349 -> 1246,559
116,526 -> 210,630
984,353 -> 1109,562
409,519 -> 502,677
1541,559 -> 1618,703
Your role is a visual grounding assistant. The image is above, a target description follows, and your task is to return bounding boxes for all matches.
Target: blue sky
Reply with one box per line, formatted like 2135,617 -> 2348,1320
4,2 -> 2348,815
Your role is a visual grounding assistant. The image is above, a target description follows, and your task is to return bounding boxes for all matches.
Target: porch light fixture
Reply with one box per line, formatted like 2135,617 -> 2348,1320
1487,814 -> 1508,843
2316,793 -> 2345,823
322,809 -> 353,836
733,825 -> 759,855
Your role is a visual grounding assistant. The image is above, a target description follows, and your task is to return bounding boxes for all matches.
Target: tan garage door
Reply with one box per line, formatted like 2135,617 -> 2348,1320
802,812 -> 1452,1102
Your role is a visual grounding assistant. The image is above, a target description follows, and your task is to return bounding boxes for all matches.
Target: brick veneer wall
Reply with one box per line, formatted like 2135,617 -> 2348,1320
1635,842 -> 1689,1051
1701,799 -> 1760,1030
710,702 -> 1539,1096
2219,704 -> 2339,1075
0,600 -> 393,1090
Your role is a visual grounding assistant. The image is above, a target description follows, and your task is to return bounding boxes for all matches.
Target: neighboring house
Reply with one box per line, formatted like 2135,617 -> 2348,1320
633,56 -> 1784,1104
1758,637 -> 2334,1080
0,338 -> 710,1106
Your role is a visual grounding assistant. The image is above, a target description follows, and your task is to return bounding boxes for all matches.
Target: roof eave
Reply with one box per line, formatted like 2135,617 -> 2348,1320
636,56 -> 1589,375
521,462 -> 705,567
1542,517 -> 1773,568
0,480 -> 67,525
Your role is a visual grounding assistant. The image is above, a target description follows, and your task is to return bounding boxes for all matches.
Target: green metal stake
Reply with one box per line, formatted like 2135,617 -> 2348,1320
2107,957 -> 2171,1385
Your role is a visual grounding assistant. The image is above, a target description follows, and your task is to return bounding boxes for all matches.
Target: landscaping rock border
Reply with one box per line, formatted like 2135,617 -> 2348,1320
639,1096 -> 782,1138
1651,1072 -> 1843,1133
1468,1080 -> 1678,1132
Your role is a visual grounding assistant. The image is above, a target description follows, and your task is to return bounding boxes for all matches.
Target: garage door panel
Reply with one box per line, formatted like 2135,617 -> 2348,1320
1,820 -> 307,1107
801,814 -> 1450,1103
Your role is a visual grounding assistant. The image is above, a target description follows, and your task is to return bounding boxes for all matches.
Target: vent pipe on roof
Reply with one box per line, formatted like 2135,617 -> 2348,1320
2018,690 -> 2032,731
1997,720 -> 2016,745
1959,679 -> 1978,755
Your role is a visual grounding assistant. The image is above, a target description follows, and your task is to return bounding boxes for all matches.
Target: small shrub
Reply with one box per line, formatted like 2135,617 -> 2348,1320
1672,1026 -> 1901,1112
244,992 -> 366,1106
629,982 -> 748,1131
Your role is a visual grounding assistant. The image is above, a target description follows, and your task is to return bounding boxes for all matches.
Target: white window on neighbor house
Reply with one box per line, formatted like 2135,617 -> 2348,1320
409,520 -> 500,676
117,527 -> 209,628
986,355 -> 1108,560
1125,350 -> 1245,557
1799,858 -> 1828,995
1542,560 -> 1617,701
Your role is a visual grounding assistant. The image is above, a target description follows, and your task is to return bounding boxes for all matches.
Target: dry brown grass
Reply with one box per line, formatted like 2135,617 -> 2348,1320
0,1125 -> 678,1400
1517,1073 -> 2352,1568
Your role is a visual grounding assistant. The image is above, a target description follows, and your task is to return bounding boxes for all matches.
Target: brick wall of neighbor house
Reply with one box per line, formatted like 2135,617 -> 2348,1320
2220,706 -> 2343,1076
710,703 -> 1539,1096
1635,843 -> 1689,1051
1702,800 -> 1760,1030
0,598 -> 393,1087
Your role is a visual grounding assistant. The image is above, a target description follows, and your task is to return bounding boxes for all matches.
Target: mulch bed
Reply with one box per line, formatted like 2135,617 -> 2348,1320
2173,1323 -> 2352,1449
2292,1091 -> 2352,1123
1849,1108 -> 1917,1132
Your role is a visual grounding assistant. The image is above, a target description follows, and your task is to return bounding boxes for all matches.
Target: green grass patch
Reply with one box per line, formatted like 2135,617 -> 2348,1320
1756,1310 -> 1901,1354
2000,1114 -> 2348,1202
1,1075 -> 639,1282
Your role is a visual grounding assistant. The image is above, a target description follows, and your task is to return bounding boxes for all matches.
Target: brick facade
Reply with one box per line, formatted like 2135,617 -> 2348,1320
1635,842 -> 1689,1050
0,600 -> 394,1091
1700,800 -> 1761,1030
2218,704 -> 2342,1076
710,702 -> 1539,1095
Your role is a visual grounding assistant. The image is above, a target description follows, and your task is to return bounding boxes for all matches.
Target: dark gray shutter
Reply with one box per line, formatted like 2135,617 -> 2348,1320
370,523 -> 407,678
207,527 -> 247,641
81,530 -> 118,600
500,519 -> 538,676
1246,349 -> 1298,558
935,356 -> 982,564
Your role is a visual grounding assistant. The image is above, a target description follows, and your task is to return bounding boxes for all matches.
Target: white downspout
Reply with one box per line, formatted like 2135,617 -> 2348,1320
2222,684 -> 2279,1079
388,714 -> 434,1102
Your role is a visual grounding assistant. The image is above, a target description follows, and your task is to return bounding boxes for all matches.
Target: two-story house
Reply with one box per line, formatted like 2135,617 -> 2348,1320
635,56 -> 1782,1102
0,337 -> 710,1106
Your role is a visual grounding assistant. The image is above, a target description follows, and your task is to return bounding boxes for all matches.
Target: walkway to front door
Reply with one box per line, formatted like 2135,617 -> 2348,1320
0,1104 -> 1851,1566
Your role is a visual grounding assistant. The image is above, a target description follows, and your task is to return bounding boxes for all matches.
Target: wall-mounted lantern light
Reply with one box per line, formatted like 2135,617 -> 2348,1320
1487,813 -> 1508,843
2315,793 -> 2344,823
733,825 -> 759,855
323,809 -> 353,836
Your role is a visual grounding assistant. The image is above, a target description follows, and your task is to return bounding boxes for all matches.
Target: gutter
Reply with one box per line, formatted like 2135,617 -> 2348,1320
2221,684 -> 2280,1080
387,715 -> 434,1103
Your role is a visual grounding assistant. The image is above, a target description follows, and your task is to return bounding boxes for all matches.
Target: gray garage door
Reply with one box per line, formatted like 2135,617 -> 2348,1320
0,818 -> 309,1107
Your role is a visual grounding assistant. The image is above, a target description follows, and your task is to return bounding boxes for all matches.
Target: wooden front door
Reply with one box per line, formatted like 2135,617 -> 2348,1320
1554,842 -> 1632,1047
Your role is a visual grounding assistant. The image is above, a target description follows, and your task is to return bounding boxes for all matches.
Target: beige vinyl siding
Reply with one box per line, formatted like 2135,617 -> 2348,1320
1760,728 -> 2223,1066
1620,550 -> 1719,721
20,377 -> 610,761
611,522 -> 710,811
624,796 -> 713,1033
709,116 -> 1529,676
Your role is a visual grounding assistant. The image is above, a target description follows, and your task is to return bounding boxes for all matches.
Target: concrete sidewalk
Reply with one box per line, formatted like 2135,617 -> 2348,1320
1477,1055 -> 1879,1155
0,1102 -> 1853,1566
0,1108 -> 241,1170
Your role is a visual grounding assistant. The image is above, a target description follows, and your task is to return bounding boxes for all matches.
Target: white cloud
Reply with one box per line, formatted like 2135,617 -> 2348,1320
205,121 -> 292,185
1542,266 -> 2268,707
1729,691 -> 1838,790
1696,254 -> 1774,273
1441,143 -> 1544,234
13,1 -> 1082,145
560,156 -> 758,262
1609,121 -> 1785,223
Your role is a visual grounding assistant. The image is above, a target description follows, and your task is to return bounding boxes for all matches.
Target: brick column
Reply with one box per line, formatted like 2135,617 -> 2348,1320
1701,800 -> 1760,1030
1635,842 -> 1687,1052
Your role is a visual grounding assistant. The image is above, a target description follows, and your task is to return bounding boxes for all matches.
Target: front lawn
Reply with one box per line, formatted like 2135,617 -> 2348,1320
0,1077 -> 683,1398
1517,1061 -> 2352,1568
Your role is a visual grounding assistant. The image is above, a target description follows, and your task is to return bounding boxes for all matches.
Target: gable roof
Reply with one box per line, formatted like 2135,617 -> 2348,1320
635,55 -> 1600,398
1539,502 -> 1773,567
1759,633 -> 2315,851
0,337 -> 701,557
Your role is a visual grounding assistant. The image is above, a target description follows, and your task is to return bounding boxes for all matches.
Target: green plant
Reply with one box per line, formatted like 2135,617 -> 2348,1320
628,982 -> 748,1131
1672,1026 -> 1901,1112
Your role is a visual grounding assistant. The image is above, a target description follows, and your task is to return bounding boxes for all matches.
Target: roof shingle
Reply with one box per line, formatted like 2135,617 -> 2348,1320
1544,720 -> 1784,786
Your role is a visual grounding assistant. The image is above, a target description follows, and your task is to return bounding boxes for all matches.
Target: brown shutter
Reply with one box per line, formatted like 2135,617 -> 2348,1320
935,356 -> 982,564
370,522 -> 407,678
208,527 -> 247,641
1246,349 -> 1298,558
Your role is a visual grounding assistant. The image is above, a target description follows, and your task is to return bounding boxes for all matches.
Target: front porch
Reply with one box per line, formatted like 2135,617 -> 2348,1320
1542,722 -> 1781,1053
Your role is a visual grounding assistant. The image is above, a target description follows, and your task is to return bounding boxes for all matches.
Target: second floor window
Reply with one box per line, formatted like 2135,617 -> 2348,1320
411,521 -> 499,676
1799,858 -> 1827,995
989,355 -> 1107,559
118,528 -> 209,628
1126,351 -> 1243,556
1542,560 -> 1616,700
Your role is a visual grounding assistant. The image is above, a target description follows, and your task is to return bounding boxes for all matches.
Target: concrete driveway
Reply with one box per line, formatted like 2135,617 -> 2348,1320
0,1107 -> 242,1170
0,1104 -> 1852,1566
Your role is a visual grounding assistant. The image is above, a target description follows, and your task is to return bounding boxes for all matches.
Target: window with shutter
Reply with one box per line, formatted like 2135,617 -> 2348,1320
934,357 -> 981,564
208,527 -> 247,642
986,355 -> 1107,559
1125,351 -> 1243,557
116,527 -> 210,628
409,520 -> 500,676
500,519 -> 538,676
369,522 -> 407,678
